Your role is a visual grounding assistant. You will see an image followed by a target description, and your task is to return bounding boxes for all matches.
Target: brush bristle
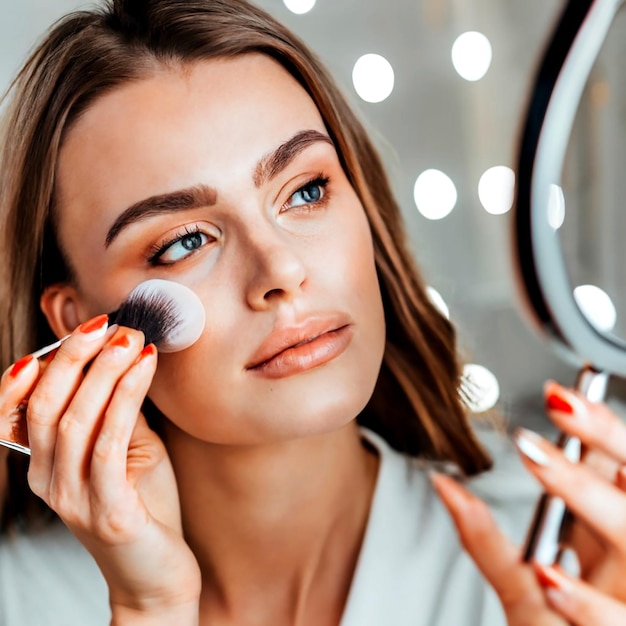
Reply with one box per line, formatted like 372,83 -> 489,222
107,279 -> 206,352
111,291 -> 180,348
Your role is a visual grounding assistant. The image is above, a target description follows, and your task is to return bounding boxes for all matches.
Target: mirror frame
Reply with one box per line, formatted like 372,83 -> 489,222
513,0 -> 626,375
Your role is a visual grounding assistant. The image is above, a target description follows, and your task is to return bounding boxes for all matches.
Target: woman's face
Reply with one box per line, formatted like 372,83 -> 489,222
54,54 -> 386,445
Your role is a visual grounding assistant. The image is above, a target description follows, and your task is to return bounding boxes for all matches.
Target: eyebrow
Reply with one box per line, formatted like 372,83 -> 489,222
253,129 -> 333,187
105,184 -> 217,248
104,129 -> 334,248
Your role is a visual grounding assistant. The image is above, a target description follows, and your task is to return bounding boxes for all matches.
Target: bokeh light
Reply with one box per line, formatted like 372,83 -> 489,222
478,166 -> 515,215
462,364 -> 500,413
451,31 -> 493,81
413,169 -> 457,220
426,286 -> 450,319
573,284 -> 617,333
283,0 -> 316,14
352,54 -> 395,103
547,184 -> 565,230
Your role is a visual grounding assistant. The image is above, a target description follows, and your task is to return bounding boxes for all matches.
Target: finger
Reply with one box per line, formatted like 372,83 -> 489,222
534,561 -> 626,626
26,314 -> 112,498
430,472 -> 546,614
0,354 -> 40,446
0,354 -> 40,405
87,345 -> 158,539
49,328 -> 146,500
544,380 -> 626,465
514,428 -> 626,551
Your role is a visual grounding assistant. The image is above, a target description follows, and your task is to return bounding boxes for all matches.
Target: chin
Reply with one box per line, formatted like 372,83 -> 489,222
154,372 -> 376,447
261,387 -> 372,443
239,357 -> 381,444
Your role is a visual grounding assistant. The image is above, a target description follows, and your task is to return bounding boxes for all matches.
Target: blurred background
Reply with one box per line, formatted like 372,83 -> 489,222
4,0 -> 619,433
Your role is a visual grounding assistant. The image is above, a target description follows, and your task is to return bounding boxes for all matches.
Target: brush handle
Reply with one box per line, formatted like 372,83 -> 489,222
523,367 -> 608,564
0,438 -> 31,455
30,335 -> 70,360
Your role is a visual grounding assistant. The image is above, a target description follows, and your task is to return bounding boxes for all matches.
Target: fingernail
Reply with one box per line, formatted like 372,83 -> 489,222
136,344 -> 156,363
514,428 -> 550,467
534,562 -> 572,596
546,390 -> 574,415
9,354 -> 35,378
429,471 -> 474,507
109,332 -> 131,349
78,314 -> 109,339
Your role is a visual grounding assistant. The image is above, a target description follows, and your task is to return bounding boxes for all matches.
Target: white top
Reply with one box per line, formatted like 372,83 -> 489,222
0,427 -> 539,625
0,519 -> 109,625
341,427 -> 539,626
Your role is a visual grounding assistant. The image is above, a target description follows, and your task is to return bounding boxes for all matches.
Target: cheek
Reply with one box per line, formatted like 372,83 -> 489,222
148,307 -> 235,401
330,200 -> 382,310
147,333 -> 236,441
309,200 -> 386,386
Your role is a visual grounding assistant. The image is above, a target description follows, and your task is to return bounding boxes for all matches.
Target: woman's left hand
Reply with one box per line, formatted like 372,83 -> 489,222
432,380 -> 626,626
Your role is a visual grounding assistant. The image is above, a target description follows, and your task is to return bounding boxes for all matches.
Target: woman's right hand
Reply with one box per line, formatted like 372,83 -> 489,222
0,316 -> 201,624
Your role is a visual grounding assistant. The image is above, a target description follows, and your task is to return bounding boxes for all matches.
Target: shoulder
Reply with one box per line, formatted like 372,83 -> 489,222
0,521 -> 110,625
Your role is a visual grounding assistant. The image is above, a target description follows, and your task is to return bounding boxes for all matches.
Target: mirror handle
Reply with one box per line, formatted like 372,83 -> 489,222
523,367 -> 608,564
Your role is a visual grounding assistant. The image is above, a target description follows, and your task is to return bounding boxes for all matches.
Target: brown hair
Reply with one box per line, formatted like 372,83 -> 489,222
0,0 -> 490,531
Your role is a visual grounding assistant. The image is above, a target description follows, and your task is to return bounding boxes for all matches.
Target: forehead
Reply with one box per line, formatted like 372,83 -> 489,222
55,54 -> 327,245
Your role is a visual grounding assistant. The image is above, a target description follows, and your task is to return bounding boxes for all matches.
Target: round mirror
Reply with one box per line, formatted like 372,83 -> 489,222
514,0 -> 626,377
558,4 -> 626,344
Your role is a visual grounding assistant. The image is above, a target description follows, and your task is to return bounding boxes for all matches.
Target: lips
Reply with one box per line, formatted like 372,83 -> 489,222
246,314 -> 353,378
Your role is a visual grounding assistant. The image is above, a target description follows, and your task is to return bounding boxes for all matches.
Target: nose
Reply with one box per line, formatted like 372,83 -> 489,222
244,229 -> 307,310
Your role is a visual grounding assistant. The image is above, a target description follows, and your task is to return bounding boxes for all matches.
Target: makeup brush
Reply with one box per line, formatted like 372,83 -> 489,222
0,280 -> 206,455
108,279 -> 205,352
32,279 -> 206,359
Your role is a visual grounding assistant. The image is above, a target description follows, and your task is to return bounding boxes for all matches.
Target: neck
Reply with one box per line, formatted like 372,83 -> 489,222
164,420 -> 379,626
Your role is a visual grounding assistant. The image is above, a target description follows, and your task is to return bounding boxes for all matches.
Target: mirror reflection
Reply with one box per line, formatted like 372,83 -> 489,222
559,3 -> 626,342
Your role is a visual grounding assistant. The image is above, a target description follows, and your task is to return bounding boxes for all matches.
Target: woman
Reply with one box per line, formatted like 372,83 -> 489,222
1,1 -> 626,624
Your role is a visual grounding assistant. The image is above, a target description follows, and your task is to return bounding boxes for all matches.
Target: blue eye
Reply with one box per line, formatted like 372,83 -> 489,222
149,228 -> 211,265
288,176 -> 330,209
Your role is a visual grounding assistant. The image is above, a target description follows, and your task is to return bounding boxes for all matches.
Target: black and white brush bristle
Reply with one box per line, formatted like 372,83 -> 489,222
109,279 -> 206,353
111,290 -> 180,349
29,280 -> 205,361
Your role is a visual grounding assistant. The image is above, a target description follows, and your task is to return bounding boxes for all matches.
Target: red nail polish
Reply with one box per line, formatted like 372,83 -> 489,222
9,354 -> 34,378
546,392 -> 574,414
137,344 -> 156,361
79,314 -> 109,334
109,333 -> 131,349
534,563 -> 563,590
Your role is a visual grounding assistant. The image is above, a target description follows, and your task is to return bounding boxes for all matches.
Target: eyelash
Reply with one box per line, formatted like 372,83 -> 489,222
147,224 -> 208,265
146,175 -> 332,266
283,174 -> 331,212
